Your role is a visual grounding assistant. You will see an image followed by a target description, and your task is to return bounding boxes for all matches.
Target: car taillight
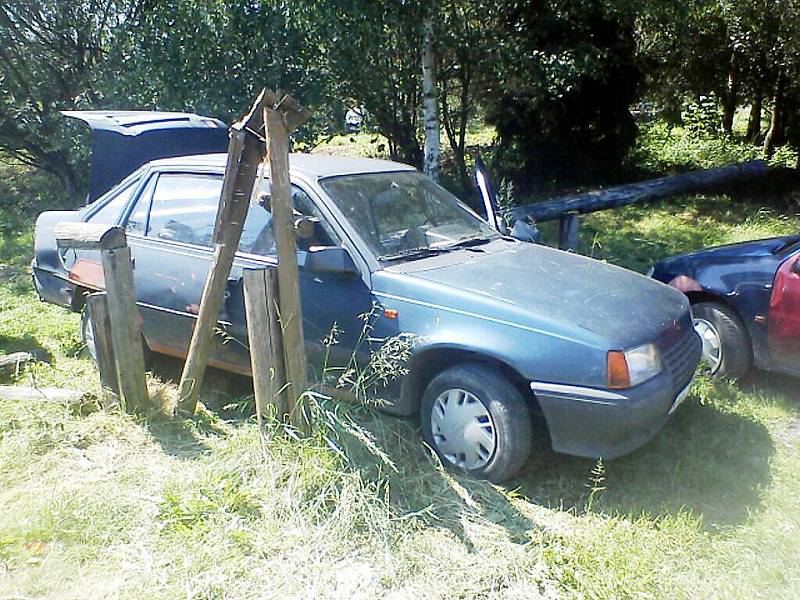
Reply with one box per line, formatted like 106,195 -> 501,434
607,351 -> 630,389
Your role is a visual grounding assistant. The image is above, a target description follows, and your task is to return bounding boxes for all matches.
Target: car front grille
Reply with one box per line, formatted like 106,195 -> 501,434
659,319 -> 702,392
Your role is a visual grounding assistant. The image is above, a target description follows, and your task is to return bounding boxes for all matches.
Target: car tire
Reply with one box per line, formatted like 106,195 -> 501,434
80,304 -> 152,368
80,305 -> 98,363
421,362 -> 533,482
692,301 -> 752,379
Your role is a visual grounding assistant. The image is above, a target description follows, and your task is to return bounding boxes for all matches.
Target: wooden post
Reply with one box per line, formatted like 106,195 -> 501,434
558,213 -> 580,252
86,292 -> 120,409
264,96 -> 311,431
243,268 -> 286,423
177,92 -> 269,414
54,223 -> 148,412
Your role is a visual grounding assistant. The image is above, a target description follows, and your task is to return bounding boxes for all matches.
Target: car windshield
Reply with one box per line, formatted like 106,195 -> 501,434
319,171 -> 498,261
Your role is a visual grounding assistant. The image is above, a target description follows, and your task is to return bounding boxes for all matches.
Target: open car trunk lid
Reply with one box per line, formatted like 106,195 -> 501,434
63,111 -> 229,202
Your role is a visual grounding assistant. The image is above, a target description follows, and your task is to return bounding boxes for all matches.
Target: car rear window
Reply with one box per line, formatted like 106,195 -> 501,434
87,177 -> 140,225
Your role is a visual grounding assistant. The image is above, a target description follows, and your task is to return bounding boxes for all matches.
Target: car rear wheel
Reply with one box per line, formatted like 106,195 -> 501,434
692,301 -> 752,379
80,304 -> 151,368
80,305 -> 98,362
421,362 -> 532,482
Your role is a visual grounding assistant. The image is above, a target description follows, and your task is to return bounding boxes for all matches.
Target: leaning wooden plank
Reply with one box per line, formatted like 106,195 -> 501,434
264,96 -> 311,432
100,245 -> 148,411
0,385 -> 86,405
177,91 -> 268,414
86,293 -> 121,409
507,160 -> 769,224
55,222 -> 127,250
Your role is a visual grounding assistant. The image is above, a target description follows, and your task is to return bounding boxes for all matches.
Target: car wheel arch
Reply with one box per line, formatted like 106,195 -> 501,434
399,346 -> 540,417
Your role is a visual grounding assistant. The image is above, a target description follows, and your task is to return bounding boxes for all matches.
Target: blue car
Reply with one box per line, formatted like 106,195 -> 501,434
651,235 -> 800,380
33,113 -> 701,481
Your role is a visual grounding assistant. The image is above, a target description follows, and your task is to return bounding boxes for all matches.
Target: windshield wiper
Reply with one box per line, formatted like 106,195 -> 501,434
378,246 -> 453,261
446,236 -> 494,249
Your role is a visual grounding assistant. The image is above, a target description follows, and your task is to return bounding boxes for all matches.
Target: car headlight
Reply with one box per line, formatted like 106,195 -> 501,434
607,343 -> 663,388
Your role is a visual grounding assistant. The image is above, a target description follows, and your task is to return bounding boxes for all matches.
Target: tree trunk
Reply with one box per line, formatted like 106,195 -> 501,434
747,95 -> 763,142
421,16 -> 440,181
721,70 -> 738,135
764,72 -> 787,159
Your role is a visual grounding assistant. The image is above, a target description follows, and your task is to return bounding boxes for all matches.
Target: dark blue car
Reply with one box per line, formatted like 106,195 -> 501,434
651,235 -> 800,379
33,112 -> 701,481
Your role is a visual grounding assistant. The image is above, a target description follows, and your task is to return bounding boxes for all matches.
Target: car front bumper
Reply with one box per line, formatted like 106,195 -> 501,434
531,367 -> 697,460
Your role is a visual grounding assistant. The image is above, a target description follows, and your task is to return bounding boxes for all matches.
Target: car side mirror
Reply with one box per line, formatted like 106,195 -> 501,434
305,246 -> 359,276
792,259 -> 800,275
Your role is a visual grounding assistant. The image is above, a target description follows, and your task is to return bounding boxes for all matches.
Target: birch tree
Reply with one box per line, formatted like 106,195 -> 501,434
421,13 -> 440,180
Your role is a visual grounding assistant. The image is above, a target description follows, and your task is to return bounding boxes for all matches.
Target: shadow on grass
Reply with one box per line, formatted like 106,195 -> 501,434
350,387 -> 775,548
0,332 -> 53,363
142,353 -> 255,459
516,398 -> 774,530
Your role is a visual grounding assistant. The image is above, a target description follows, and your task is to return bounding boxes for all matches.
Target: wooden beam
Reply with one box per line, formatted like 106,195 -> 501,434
558,213 -> 579,252
243,267 -> 286,423
264,97 -> 310,432
0,352 -> 35,379
54,221 -> 147,412
100,245 -> 148,411
0,385 -> 86,405
55,223 -> 127,250
85,292 -> 120,409
177,92 -> 269,414
507,160 -> 769,224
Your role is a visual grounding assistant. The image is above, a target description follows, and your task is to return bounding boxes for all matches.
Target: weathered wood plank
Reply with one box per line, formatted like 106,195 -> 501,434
265,102 -> 310,432
100,246 -> 148,411
0,385 -> 86,405
507,160 -> 769,224
243,268 -> 286,423
558,213 -> 580,252
86,292 -> 120,409
178,94 -> 267,414
0,352 -> 35,378
55,222 -> 127,250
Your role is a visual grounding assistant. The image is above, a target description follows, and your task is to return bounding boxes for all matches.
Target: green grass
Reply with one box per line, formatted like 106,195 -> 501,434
2,138 -> 800,598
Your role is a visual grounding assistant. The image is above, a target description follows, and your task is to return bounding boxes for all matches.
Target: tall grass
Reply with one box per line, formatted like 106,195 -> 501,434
2,136 -> 800,598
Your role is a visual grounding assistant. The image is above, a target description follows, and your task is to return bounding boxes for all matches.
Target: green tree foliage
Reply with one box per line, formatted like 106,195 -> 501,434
0,0 -> 140,198
318,0 -> 425,165
636,0 -> 800,158
109,0 -> 340,145
484,0 -> 641,190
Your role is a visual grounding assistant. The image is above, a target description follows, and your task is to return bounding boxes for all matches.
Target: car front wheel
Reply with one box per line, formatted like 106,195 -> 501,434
692,301 -> 752,379
421,362 -> 533,482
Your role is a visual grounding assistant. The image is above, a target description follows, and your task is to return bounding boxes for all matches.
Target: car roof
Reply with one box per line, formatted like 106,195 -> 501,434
147,152 -> 417,179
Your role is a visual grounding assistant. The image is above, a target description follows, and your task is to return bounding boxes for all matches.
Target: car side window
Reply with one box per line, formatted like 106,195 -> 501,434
88,178 -> 139,225
146,174 -> 222,246
121,172 -> 336,254
239,181 -> 336,256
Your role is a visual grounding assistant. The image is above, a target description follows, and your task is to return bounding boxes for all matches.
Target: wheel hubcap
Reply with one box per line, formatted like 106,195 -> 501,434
430,388 -> 496,470
693,318 -> 723,373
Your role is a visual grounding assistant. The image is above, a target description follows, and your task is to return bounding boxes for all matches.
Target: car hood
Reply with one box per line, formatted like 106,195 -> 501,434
379,240 -> 688,349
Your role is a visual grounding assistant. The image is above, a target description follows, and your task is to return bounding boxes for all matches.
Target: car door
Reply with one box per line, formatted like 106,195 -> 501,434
122,170 -> 373,376
122,171 -> 234,367
769,251 -> 800,370
224,183 -> 375,374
